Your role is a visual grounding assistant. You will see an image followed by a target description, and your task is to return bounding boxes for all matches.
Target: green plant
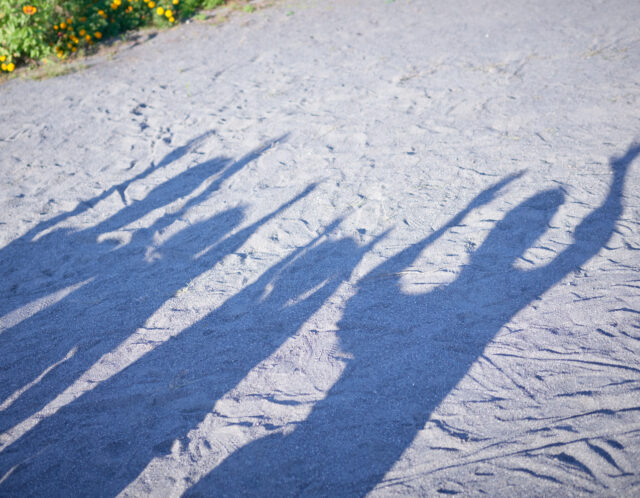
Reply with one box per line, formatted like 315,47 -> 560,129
0,0 -> 54,71
202,0 -> 224,9
0,0 -> 233,73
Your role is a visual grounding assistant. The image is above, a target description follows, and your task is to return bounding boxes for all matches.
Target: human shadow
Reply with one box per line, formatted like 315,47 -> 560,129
0,134 -> 286,436
0,219 -> 381,495
190,145 -> 638,496
0,131 -> 285,319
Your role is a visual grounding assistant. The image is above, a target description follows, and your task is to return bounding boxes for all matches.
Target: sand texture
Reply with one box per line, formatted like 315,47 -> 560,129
1,0 -> 640,495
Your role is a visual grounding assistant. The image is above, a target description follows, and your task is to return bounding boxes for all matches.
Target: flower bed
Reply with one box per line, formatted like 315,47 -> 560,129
0,0 -> 226,72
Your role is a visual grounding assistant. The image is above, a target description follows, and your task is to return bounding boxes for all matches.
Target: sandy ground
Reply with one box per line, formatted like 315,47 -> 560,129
1,0 -> 640,495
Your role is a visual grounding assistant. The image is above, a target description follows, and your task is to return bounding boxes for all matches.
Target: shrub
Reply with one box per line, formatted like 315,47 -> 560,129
0,0 -> 228,72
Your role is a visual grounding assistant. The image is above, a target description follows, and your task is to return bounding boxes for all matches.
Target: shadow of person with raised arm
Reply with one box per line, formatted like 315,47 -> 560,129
191,145 -> 638,496
0,132 -> 286,319
0,216 -> 383,495
0,130 -> 215,318
0,136 -> 286,437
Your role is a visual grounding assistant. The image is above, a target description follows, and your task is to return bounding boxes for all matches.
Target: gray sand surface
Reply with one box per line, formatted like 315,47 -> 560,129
1,0 -> 640,495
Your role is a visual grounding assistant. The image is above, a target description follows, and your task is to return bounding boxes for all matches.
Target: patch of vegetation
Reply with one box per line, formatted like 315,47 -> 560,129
0,0 -> 255,75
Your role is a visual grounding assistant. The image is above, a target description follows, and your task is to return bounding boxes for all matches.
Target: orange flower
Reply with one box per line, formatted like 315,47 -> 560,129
22,5 -> 37,15
94,31 -> 102,39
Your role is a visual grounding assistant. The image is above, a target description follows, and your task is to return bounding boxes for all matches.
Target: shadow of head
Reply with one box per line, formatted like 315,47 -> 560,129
257,219 -> 385,309
472,188 -> 565,267
262,237 -> 363,309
